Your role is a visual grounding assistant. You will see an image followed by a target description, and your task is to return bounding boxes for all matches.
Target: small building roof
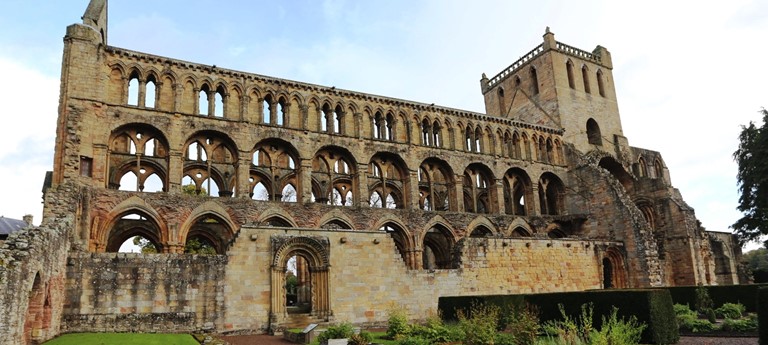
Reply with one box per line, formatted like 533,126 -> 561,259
0,216 -> 27,236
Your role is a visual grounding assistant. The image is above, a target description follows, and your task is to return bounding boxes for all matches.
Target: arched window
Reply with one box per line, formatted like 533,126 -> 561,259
106,212 -> 163,253
503,168 -> 531,216
333,105 -> 342,133
529,67 -> 539,95
586,118 -> 602,145
276,97 -> 287,126
373,111 -> 384,139
312,147 -> 356,206
321,103 -> 331,132
474,127 -> 482,153
419,159 -> 453,211
263,95 -> 273,124
250,139 -> 300,202
109,125 -> 168,193
465,126 -> 473,151
538,173 -> 564,215
653,159 -> 664,180
145,76 -> 157,108
637,157 -> 648,177
381,223 -> 414,268
597,70 -> 606,97
127,73 -> 139,106
184,215 -> 234,255
213,86 -> 225,118
368,153 -> 407,209
566,60 -> 575,89
470,226 -> 493,238
385,113 -> 394,141
182,133 -> 237,197
582,66 -> 591,94
497,87 -> 505,115
422,225 -> 455,269
421,119 -> 431,146
463,165 -> 492,214
432,120 -> 441,147
198,85 -> 210,116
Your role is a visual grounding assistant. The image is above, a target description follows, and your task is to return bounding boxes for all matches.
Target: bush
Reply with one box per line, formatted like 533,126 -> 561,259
387,305 -> 410,340
439,289 -> 678,344
720,317 -> 758,332
673,304 -> 695,317
503,303 -> 540,345
457,302 -> 501,345
494,332 -> 517,345
590,307 -> 646,345
695,286 -> 714,315
677,313 -> 715,333
716,302 -> 746,319
661,284 -> 768,313
317,323 -> 354,344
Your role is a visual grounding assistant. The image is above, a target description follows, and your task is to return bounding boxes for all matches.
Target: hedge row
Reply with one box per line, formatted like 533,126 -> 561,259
759,287 -> 767,345
438,289 -> 678,345
656,284 -> 768,312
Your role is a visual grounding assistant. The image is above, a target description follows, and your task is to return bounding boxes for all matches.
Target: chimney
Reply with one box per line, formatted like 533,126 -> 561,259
23,214 -> 33,226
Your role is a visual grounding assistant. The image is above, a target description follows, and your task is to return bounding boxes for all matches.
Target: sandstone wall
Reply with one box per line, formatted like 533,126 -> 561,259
223,227 -> 607,332
62,253 -> 227,333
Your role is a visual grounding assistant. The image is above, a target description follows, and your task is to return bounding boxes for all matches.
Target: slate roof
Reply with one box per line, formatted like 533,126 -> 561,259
0,216 -> 27,236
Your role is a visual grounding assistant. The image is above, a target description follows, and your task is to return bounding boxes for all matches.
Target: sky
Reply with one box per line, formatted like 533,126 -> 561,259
0,0 -> 766,250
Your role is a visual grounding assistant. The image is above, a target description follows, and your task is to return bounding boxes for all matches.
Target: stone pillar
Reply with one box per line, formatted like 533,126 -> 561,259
356,163 -> 369,208
137,80 -> 146,108
167,150 -> 184,193
407,170 -> 420,210
492,178 -> 504,214
207,91 -> 215,116
299,159 -> 313,203
237,153 -> 251,198
354,112 -> 362,139
453,175 -> 465,212
91,143 -> 108,185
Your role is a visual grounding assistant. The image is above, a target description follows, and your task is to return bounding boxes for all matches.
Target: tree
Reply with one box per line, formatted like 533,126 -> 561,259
742,248 -> 768,283
132,236 -> 158,253
182,183 -> 206,196
732,109 -> 768,246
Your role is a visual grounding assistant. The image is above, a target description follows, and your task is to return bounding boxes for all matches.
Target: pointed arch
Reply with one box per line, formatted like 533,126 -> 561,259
315,209 -> 355,230
466,216 -> 497,238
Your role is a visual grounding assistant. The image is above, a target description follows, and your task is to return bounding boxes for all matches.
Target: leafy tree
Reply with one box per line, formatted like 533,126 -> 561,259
742,248 -> 768,283
184,236 -> 217,255
182,183 -> 206,196
132,236 -> 158,253
732,109 -> 768,246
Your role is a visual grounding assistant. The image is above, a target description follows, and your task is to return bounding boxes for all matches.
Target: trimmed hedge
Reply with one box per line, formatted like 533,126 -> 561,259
759,287 -> 767,345
438,289 -> 678,345
657,284 -> 768,312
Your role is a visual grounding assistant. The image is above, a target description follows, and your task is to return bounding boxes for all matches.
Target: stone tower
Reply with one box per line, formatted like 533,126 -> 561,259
481,28 -> 627,158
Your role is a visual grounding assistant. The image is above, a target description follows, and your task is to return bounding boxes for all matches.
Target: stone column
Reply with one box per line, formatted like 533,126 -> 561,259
299,159 -> 313,203
492,178 -> 504,214
237,153 -> 251,198
356,163 -> 369,208
453,175 -> 465,212
407,170 -> 420,210
167,150 -> 184,193
137,80 -> 147,107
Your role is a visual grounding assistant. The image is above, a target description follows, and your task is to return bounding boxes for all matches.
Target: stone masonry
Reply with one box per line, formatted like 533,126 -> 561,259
0,1 -> 745,344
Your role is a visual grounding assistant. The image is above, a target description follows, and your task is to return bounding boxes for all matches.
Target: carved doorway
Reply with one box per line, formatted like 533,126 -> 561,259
270,236 -> 331,328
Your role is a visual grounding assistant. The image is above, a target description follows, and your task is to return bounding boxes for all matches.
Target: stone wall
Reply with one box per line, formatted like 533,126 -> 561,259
0,184 -> 80,344
222,227 -> 609,333
62,252 -> 227,333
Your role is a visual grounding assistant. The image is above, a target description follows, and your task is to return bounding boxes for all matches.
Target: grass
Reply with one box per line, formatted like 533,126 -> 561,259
42,333 -> 199,345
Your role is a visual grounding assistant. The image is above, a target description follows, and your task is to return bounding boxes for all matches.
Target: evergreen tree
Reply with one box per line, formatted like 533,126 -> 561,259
732,109 -> 768,246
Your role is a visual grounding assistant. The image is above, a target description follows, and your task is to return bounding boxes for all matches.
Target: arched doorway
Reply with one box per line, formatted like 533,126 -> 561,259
602,247 -> 628,288
270,236 -> 331,328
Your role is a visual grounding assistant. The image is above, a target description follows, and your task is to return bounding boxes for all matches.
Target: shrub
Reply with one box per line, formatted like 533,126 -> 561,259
716,303 -> 746,319
387,305 -> 410,340
503,303 -> 540,345
695,286 -> 714,315
677,313 -> 715,333
317,323 -> 354,343
720,317 -> 758,332
457,302 -> 501,345
494,332 -> 517,345
589,307 -> 646,345
397,337 -> 431,345
673,303 -> 695,317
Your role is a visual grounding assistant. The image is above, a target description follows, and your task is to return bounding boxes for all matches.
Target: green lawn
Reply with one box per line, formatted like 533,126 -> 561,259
43,333 -> 199,345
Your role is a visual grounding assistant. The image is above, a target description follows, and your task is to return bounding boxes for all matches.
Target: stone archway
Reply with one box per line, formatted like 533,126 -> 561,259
603,247 -> 628,288
270,236 -> 331,329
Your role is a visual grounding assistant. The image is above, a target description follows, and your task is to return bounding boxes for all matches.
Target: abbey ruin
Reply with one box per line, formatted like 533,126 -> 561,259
0,1 -> 746,344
